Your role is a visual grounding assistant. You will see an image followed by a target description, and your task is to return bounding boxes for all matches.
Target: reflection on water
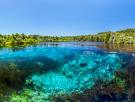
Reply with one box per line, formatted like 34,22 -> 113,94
97,44 -> 135,52
0,42 -> 135,101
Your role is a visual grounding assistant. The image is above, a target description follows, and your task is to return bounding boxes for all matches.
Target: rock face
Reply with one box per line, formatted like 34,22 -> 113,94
26,52 -> 122,99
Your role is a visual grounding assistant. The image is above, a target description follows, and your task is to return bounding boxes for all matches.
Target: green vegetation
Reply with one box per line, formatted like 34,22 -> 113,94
0,28 -> 135,46
0,62 -> 26,101
66,28 -> 135,44
0,33 -> 40,46
42,28 -> 135,44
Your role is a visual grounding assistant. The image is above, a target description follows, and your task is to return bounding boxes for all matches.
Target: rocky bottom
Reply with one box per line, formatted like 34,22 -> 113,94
9,52 -> 122,102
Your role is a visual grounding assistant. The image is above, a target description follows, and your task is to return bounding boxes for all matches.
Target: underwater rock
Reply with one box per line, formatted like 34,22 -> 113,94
26,52 -> 122,100
52,64 -> 135,102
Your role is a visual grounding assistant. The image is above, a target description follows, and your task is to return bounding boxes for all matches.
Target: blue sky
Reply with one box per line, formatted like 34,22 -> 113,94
0,0 -> 135,36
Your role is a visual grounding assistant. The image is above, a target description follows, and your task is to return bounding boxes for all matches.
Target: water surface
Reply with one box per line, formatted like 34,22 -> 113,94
0,42 -> 135,101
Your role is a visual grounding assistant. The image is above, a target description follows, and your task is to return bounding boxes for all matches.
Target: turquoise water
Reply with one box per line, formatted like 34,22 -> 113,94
0,42 -> 134,101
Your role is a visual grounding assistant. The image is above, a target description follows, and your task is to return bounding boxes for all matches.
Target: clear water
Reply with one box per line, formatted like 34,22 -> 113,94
0,42 -> 134,101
